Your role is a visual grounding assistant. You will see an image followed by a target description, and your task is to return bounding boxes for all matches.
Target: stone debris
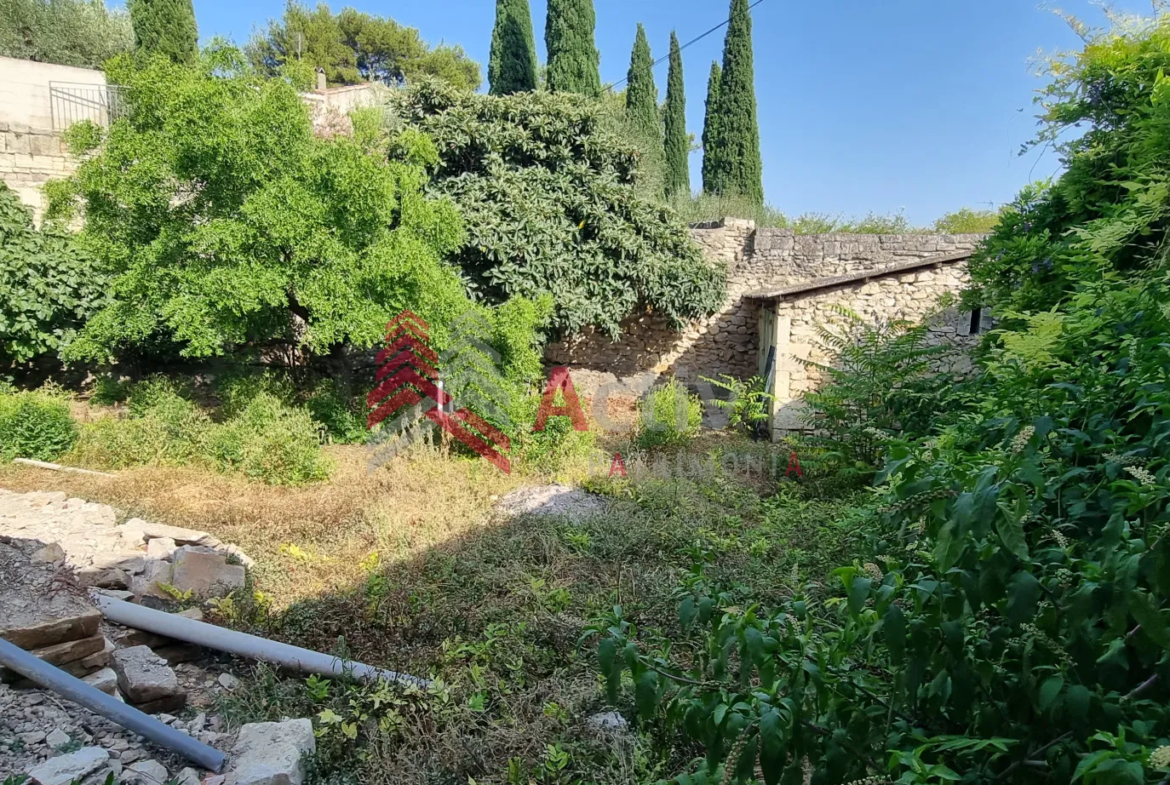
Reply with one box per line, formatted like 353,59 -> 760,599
0,489 -> 251,602
586,710 -> 629,731
111,646 -> 185,708
230,719 -> 316,785
126,758 -> 169,785
26,746 -> 108,785
495,484 -> 606,520
44,729 -> 70,747
82,667 -> 119,695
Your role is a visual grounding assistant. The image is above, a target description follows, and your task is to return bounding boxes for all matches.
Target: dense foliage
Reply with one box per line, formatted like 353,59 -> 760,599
934,207 -> 1000,235
128,0 -> 197,65
0,0 -> 132,67
247,0 -> 481,91
389,81 -> 726,338
0,183 -> 106,366
624,24 -> 660,147
702,0 -> 763,204
596,12 -> 1170,785
52,48 -> 473,362
544,0 -> 600,96
663,32 -> 690,198
488,0 -> 537,95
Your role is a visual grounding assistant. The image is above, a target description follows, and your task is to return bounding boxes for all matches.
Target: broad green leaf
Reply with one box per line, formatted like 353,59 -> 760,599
1039,675 -> 1063,711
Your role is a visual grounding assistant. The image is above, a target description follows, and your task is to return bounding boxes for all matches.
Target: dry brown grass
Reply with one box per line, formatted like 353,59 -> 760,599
0,444 -> 525,605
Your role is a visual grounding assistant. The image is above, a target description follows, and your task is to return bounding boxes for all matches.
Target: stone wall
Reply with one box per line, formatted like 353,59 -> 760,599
0,124 -> 77,218
545,219 -> 986,395
768,262 -> 987,436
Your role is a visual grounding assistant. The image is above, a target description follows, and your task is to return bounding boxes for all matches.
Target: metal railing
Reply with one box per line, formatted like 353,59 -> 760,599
48,82 -> 128,131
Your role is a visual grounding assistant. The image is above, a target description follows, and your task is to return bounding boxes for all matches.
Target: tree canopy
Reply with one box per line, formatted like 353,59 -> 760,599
0,0 -> 132,68
544,0 -> 600,96
700,60 -> 721,195
488,0 -> 537,95
128,0 -> 198,65
663,31 -> 690,198
247,1 -> 481,91
389,81 -> 726,339
51,47 -> 473,362
624,24 -> 659,142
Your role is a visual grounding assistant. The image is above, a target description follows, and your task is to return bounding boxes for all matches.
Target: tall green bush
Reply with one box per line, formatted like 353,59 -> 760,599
544,0 -> 600,96
634,378 -> 701,449
389,81 -> 725,339
488,0 -> 537,95
663,32 -> 690,198
700,61 -> 721,195
624,24 -> 659,144
54,47 -> 471,364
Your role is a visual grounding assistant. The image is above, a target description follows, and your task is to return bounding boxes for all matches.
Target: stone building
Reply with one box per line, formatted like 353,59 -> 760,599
545,218 -> 987,439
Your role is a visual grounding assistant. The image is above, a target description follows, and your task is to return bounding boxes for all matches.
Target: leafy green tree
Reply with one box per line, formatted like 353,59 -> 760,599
0,0 -> 132,68
128,0 -> 197,65
703,0 -> 763,203
544,0 -> 600,96
663,31 -> 690,198
624,24 -> 659,141
248,1 -> 481,90
390,81 -> 726,339
488,0 -> 537,95
700,60 -> 721,195
933,206 -> 1001,234
51,46 -> 472,363
0,182 -> 106,365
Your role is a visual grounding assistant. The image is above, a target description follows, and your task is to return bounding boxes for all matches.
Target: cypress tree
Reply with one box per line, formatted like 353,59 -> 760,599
704,0 -> 763,203
488,0 -> 538,95
700,60 -> 721,195
129,0 -> 198,65
624,24 -> 658,138
544,0 -> 600,95
663,31 -> 689,198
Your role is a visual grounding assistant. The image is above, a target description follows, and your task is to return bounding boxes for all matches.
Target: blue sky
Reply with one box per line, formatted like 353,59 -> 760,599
185,0 -> 1147,225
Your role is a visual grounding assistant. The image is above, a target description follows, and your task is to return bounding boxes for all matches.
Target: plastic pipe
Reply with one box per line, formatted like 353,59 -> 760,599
0,636 -> 227,772
93,594 -> 430,688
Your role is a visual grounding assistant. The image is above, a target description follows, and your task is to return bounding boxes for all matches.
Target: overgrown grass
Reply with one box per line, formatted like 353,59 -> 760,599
0,430 -> 875,785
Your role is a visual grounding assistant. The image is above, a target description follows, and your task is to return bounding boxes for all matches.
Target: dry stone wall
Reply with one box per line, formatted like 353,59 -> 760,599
0,124 -> 77,219
545,219 -> 986,396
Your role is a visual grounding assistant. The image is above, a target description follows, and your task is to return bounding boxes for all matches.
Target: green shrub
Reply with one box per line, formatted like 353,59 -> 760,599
305,380 -> 367,445
72,390 -> 209,468
634,378 -> 702,449
89,372 -> 133,405
0,391 -> 78,461
127,376 -> 193,418
214,369 -> 295,419
204,394 -> 332,485
509,390 -> 596,475
701,374 -> 773,436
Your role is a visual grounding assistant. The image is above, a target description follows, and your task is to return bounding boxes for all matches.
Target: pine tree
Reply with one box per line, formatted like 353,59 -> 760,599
488,0 -> 537,95
701,60 -> 721,195
544,0 -> 600,95
663,31 -> 690,198
704,0 -> 763,203
128,0 -> 198,65
624,24 -> 658,138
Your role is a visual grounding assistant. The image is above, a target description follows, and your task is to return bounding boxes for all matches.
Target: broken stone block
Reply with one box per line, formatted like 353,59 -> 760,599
31,542 -> 66,563
231,719 -> 316,785
126,759 -> 170,785
111,645 -> 180,703
34,632 -> 107,664
146,537 -> 177,560
46,729 -> 71,747
83,667 -> 119,695
27,746 -> 109,785
130,559 -> 173,599
171,546 -> 245,599
130,520 -> 220,548
0,540 -> 102,649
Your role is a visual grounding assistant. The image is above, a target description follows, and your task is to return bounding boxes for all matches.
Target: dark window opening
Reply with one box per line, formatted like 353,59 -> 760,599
969,307 -> 983,335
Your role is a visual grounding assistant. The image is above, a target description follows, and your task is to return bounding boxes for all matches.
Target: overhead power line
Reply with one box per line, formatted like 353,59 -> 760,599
604,0 -> 766,92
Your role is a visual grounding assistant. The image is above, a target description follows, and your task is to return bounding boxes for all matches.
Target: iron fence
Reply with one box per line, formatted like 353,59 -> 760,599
49,82 -> 128,131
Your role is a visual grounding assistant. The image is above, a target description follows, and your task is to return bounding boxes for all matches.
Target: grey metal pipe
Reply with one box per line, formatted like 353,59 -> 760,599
0,636 -> 227,772
94,595 -> 430,688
